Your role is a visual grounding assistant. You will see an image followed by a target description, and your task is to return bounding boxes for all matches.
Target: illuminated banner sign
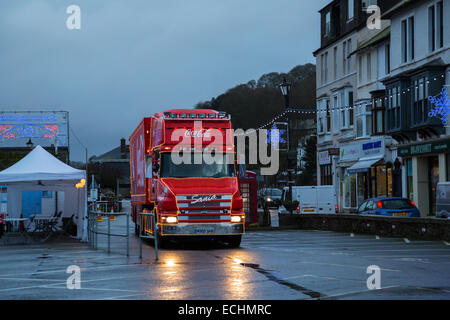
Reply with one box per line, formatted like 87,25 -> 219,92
0,111 -> 69,147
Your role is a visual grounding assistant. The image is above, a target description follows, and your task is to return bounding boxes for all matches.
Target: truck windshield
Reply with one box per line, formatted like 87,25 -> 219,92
160,153 -> 235,178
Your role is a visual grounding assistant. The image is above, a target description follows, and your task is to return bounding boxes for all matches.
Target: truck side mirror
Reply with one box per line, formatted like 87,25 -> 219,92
153,161 -> 160,173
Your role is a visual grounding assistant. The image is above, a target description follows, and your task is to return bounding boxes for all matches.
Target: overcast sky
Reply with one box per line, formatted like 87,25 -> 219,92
0,0 -> 329,161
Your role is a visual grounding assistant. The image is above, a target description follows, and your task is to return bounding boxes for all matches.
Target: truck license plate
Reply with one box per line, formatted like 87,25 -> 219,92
194,227 -> 215,234
303,209 -> 315,213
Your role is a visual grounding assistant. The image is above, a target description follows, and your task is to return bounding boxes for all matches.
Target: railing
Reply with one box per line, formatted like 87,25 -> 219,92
87,201 -> 130,256
138,212 -> 158,261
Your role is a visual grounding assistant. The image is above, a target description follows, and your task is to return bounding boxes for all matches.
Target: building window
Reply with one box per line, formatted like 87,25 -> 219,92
372,96 -> 385,134
429,4 -> 436,52
347,40 -> 352,73
348,0 -> 354,20
401,16 -> 415,63
320,164 -> 333,185
321,54 -> 324,85
340,91 -> 346,128
387,85 -> 400,131
326,100 -> 331,133
412,77 -> 429,126
408,16 -> 415,60
318,110 -> 324,134
429,1 -> 444,52
334,47 -> 338,80
437,1 -> 444,48
356,103 -> 372,138
367,52 -> 372,81
325,12 -> 331,35
358,55 -> 363,83
333,95 -> 339,134
343,41 -> 347,75
385,43 -> 390,74
324,52 -> 328,83
348,91 -> 354,126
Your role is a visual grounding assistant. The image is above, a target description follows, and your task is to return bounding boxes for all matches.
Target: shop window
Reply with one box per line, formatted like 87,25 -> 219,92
343,173 -> 357,209
376,165 -> 393,197
357,172 -> 367,206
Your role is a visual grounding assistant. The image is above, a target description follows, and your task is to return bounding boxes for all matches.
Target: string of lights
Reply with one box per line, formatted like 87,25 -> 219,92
234,70 -> 449,135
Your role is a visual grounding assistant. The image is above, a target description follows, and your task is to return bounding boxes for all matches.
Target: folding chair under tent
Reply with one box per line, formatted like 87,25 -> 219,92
0,145 -> 87,241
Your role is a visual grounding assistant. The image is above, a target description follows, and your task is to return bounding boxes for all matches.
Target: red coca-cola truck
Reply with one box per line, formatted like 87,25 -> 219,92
129,109 -> 244,247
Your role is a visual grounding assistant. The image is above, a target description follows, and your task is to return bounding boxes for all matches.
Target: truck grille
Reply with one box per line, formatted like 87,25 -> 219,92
176,194 -> 232,222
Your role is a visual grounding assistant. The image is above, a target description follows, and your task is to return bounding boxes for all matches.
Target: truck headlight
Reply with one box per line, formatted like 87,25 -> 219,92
231,216 -> 242,223
164,216 -> 177,223
266,197 -> 272,202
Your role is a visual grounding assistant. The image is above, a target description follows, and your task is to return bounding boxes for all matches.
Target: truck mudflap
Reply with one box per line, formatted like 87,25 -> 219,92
161,223 -> 244,236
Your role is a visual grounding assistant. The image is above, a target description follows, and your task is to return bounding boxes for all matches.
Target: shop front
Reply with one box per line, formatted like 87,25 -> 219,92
340,138 -> 394,212
338,143 -> 360,213
398,138 -> 450,217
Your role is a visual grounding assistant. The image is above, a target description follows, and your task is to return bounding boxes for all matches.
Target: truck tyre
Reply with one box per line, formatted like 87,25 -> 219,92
227,235 -> 242,248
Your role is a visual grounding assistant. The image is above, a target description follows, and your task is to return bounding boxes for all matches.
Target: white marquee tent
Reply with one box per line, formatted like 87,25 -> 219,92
0,145 -> 87,241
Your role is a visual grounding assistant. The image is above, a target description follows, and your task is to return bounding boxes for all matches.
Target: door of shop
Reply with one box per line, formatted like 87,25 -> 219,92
428,156 -> 439,216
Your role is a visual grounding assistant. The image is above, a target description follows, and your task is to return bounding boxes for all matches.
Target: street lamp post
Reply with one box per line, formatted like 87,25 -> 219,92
279,78 -> 294,213
26,138 -> 34,149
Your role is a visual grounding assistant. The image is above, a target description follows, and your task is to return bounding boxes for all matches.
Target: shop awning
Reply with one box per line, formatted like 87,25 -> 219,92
347,157 -> 383,174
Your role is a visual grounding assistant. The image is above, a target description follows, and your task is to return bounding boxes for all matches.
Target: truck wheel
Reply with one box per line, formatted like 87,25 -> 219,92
227,235 -> 242,248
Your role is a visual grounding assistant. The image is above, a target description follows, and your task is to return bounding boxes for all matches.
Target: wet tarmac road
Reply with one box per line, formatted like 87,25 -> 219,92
0,215 -> 449,300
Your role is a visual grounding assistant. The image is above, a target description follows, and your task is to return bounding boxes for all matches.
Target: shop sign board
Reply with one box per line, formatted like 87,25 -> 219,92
339,143 -> 360,162
361,140 -> 384,157
398,139 -> 450,157
318,150 -> 331,165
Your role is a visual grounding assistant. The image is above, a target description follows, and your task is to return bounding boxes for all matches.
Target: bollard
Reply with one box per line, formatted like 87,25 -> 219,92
139,214 -> 143,260
107,214 -> 111,254
126,211 -> 129,257
154,213 -> 159,261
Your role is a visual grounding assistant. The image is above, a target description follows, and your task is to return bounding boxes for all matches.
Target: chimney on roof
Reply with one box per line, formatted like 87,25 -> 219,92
120,138 -> 126,154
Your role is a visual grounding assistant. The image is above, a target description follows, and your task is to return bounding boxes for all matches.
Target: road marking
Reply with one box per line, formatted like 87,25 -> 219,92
404,238 -> 410,243
350,233 -> 354,237
316,285 -> 400,300
444,241 -> 450,246
375,235 -> 380,240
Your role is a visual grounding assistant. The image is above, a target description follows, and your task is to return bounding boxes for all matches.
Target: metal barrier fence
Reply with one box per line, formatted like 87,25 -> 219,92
87,201 -> 130,256
139,212 -> 158,261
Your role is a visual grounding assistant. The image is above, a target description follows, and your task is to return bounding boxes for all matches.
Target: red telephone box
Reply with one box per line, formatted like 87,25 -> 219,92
238,170 -> 258,227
